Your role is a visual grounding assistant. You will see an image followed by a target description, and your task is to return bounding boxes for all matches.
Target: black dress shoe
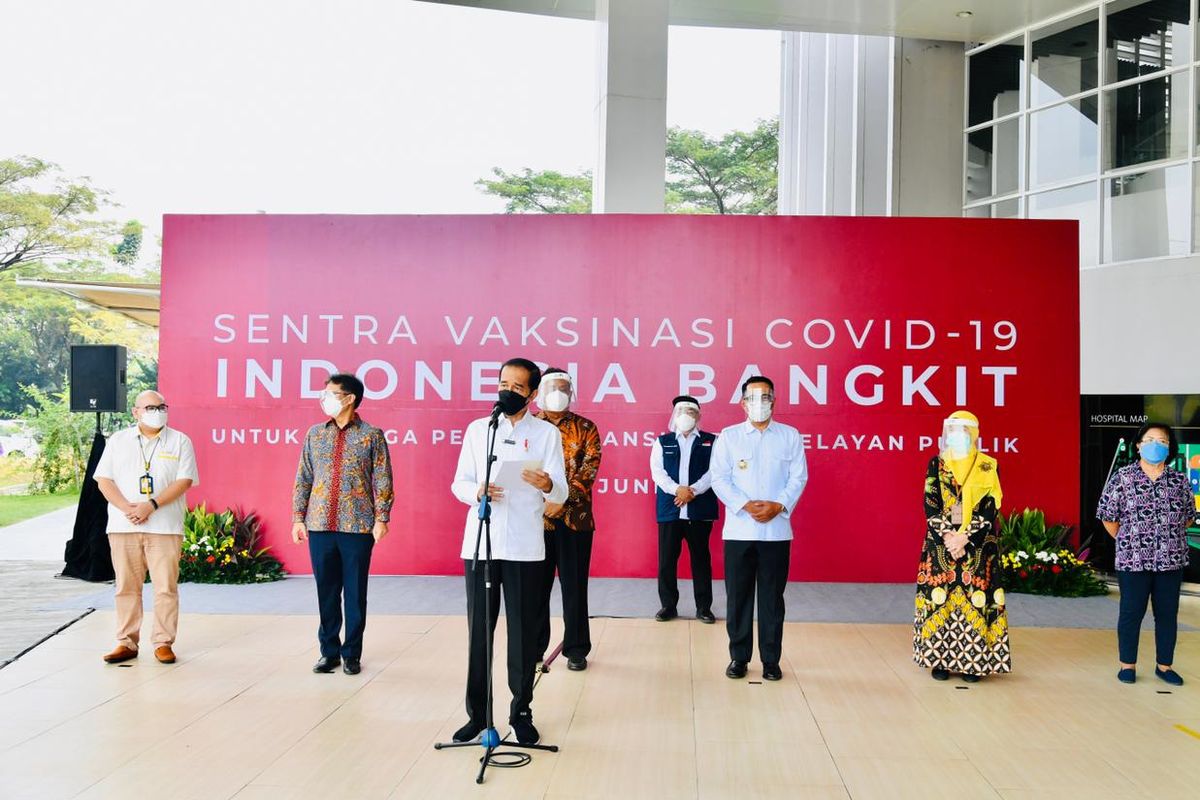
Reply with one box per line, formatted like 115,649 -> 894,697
961,673 -> 982,683
725,660 -> 748,679
343,658 -> 361,675
510,713 -> 540,744
762,663 -> 783,681
452,720 -> 484,743
567,656 -> 587,671
655,607 -> 677,622
697,609 -> 716,624
931,667 -> 950,681
312,656 -> 340,673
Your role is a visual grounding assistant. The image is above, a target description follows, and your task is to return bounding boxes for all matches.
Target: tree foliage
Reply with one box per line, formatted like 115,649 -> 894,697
666,118 -> 778,214
475,168 -> 593,213
111,220 -> 143,266
21,382 -> 94,493
476,118 -> 778,215
0,157 -> 112,274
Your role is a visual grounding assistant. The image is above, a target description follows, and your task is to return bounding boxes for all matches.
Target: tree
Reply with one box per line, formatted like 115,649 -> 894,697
0,157 -> 112,274
476,118 -> 778,215
666,118 -> 778,214
21,382 -> 94,493
475,168 -> 593,213
0,273 -> 79,413
111,220 -> 143,266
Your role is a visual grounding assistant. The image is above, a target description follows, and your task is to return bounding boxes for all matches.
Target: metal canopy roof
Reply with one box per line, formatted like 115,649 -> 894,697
14,278 -> 160,328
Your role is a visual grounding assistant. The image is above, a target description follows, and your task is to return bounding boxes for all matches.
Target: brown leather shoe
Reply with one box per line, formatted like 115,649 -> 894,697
103,645 -> 138,664
154,646 -> 177,664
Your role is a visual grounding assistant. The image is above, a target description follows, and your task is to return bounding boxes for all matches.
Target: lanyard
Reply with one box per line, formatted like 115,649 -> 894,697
137,434 -> 161,474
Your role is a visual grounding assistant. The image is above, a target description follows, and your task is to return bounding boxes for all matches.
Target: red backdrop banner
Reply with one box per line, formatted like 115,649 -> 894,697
159,214 -> 1080,581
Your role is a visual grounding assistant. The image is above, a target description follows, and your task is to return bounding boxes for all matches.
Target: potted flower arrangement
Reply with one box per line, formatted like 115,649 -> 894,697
180,504 -> 286,584
997,508 -> 1107,597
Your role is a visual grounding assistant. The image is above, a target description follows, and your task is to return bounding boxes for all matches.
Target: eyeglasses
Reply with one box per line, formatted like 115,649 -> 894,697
743,394 -> 775,403
320,390 -> 348,399
141,404 -> 168,412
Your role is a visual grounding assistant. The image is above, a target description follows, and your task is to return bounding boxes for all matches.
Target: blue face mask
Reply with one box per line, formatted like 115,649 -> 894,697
1139,440 -> 1169,464
945,431 -> 972,456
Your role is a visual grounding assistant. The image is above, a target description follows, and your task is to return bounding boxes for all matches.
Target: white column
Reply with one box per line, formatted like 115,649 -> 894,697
893,39 -> 966,216
593,0 -> 668,213
778,32 -> 895,216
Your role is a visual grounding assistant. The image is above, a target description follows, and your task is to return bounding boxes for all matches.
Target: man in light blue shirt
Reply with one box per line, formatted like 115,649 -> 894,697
710,375 -> 808,681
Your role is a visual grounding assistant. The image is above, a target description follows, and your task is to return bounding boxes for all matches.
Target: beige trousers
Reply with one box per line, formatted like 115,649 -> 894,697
109,533 -> 183,650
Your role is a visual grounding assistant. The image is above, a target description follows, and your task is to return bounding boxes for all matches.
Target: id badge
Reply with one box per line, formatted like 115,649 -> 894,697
139,474 -> 155,496
950,502 -> 963,526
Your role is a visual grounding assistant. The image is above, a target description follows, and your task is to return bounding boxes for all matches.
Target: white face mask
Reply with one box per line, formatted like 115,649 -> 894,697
320,392 -> 347,418
746,402 -> 771,423
141,409 -> 167,430
674,414 -> 697,433
542,389 -> 570,413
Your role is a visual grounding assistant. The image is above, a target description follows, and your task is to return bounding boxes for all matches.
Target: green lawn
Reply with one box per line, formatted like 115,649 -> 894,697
0,491 -> 80,528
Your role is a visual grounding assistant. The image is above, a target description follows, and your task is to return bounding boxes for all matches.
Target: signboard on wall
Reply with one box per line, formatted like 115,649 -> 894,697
160,214 -> 1080,581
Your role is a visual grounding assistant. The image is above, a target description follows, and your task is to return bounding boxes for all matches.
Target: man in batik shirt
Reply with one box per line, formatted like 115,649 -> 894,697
292,372 -> 394,676
534,368 -> 603,671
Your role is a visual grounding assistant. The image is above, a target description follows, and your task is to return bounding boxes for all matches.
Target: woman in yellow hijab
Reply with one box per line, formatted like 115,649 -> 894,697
913,410 -> 1011,682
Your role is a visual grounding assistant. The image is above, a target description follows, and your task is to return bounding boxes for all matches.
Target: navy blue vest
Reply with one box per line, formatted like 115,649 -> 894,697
655,431 -> 719,522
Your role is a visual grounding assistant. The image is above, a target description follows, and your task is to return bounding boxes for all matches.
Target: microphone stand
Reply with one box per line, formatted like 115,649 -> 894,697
434,407 -> 559,784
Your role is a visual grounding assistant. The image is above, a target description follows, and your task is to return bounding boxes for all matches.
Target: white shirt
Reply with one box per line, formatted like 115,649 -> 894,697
93,425 -> 199,535
451,412 -> 569,561
710,419 -> 808,541
649,430 -> 714,521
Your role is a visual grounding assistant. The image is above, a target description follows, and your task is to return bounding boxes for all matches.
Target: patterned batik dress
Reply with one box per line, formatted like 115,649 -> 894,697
913,455 -> 1011,675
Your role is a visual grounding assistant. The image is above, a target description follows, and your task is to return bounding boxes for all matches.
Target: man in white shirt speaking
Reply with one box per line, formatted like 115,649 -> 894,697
450,358 -> 568,746
710,376 -> 808,682
93,390 -> 199,665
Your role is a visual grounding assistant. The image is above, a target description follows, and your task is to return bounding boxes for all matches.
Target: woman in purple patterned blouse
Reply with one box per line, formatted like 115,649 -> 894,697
1097,422 -> 1195,687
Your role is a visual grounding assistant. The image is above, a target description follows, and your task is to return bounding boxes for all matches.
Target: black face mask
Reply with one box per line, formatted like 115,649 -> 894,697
496,389 -> 529,416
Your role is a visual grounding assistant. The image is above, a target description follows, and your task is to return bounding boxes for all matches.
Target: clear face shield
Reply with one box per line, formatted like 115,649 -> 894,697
941,417 -> 978,459
743,387 -> 774,423
670,401 -> 700,433
540,374 -> 573,413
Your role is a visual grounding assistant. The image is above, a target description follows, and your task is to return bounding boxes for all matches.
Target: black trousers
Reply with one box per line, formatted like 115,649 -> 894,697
464,557 -> 541,725
1117,568 -> 1184,666
657,519 -> 714,612
724,539 -> 790,665
536,521 -> 594,660
308,532 -> 375,660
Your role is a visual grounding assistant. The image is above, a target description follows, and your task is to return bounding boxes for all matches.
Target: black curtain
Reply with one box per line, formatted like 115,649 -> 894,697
60,431 -> 114,582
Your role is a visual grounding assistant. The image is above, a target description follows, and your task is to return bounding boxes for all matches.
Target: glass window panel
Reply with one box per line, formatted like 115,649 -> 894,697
1105,0 -> 1191,83
1104,164 -> 1190,261
1195,66 -> 1200,154
1193,163 -> 1200,253
1031,12 -> 1099,106
1030,96 -> 1099,187
966,118 -> 1022,202
1104,70 -> 1189,169
968,37 -> 1024,126
1029,182 -> 1099,266
965,198 -> 1021,218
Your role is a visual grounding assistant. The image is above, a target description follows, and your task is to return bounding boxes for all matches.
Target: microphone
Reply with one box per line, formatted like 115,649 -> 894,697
489,400 -> 504,426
